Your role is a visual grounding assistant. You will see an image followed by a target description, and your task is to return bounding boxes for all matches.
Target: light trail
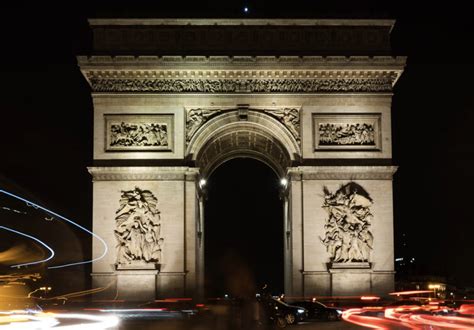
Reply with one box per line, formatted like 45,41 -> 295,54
388,290 -> 433,296
0,189 -> 108,269
342,308 -> 414,329
49,286 -> 110,299
0,313 -> 59,329
0,226 -> 55,268
344,305 -> 474,329
0,311 -> 119,329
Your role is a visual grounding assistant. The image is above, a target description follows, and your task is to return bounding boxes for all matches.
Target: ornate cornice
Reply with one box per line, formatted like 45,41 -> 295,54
78,56 -> 405,93
287,166 -> 398,180
88,18 -> 396,27
88,166 -> 199,181
78,55 -> 405,67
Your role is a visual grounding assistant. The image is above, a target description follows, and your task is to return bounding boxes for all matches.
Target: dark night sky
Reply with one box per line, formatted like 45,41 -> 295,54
0,0 -> 474,291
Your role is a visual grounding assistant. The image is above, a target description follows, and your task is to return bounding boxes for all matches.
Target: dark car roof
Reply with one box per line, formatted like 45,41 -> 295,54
267,299 -> 305,311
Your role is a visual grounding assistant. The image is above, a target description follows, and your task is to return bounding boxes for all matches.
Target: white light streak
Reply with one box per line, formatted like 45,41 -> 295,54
0,312 -> 119,329
0,225 -> 55,268
0,189 -> 108,269
52,313 -> 120,329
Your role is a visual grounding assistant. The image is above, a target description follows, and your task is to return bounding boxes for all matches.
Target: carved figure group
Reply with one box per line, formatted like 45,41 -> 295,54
91,77 -> 393,94
186,108 -> 221,141
266,108 -> 300,139
114,187 -> 164,265
110,122 -> 168,147
320,182 -> 374,263
319,123 -> 375,146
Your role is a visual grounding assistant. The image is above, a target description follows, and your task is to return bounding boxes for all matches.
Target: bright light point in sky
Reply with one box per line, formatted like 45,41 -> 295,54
243,7 -> 249,13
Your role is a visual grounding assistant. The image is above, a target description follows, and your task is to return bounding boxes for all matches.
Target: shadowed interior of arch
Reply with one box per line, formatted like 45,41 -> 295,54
204,158 -> 284,298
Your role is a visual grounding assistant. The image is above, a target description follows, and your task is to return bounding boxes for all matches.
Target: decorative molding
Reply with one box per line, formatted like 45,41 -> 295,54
88,18 -> 396,26
287,166 -> 398,180
321,182 -> 374,263
78,55 -> 406,67
301,271 -> 332,275
113,270 -> 159,275
329,262 -> 371,269
88,166 -> 199,181
78,56 -> 406,93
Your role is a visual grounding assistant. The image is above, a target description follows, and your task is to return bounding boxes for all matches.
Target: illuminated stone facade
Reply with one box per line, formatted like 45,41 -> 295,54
80,19 -> 405,300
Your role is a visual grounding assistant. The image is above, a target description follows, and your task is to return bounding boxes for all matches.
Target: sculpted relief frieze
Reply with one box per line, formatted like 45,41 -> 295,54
105,114 -> 174,152
114,187 -> 164,268
320,182 -> 374,263
313,114 -> 381,151
90,78 -> 393,93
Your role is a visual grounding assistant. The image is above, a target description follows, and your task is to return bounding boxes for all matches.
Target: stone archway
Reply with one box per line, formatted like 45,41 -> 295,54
186,107 -> 300,296
187,107 -> 300,178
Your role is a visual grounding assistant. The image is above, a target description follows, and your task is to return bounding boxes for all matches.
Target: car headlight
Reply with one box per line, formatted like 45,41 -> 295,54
336,310 -> 343,315
297,309 -> 305,314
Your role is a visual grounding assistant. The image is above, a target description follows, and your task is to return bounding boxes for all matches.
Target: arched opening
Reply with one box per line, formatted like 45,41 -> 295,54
189,109 -> 300,298
204,158 -> 284,298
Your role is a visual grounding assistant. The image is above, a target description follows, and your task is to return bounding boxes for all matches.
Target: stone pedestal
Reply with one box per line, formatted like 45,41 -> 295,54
329,263 -> 372,296
116,270 -> 158,301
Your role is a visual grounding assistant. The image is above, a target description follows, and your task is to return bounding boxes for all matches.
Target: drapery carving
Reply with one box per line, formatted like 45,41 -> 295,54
320,182 -> 374,263
114,187 -> 163,266
264,108 -> 300,140
186,108 -> 223,141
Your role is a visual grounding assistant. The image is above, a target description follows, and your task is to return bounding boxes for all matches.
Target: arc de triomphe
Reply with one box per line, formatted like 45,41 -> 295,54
79,19 -> 405,300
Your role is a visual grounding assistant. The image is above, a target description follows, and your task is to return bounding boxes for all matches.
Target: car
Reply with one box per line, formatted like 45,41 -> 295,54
290,300 -> 342,321
259,297 -> 308,325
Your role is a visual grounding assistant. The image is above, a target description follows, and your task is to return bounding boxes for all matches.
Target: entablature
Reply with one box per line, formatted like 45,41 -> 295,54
78,56 -> 405,94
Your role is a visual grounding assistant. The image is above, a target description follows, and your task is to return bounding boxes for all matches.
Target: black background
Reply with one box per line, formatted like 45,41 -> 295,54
0,0 -> 473,293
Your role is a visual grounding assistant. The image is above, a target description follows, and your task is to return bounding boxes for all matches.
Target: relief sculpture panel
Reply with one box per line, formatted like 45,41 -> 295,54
114,187 -> 164,269
313,113 -> 381,151
105,114 -> 174,151
320,182 -> 374,263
